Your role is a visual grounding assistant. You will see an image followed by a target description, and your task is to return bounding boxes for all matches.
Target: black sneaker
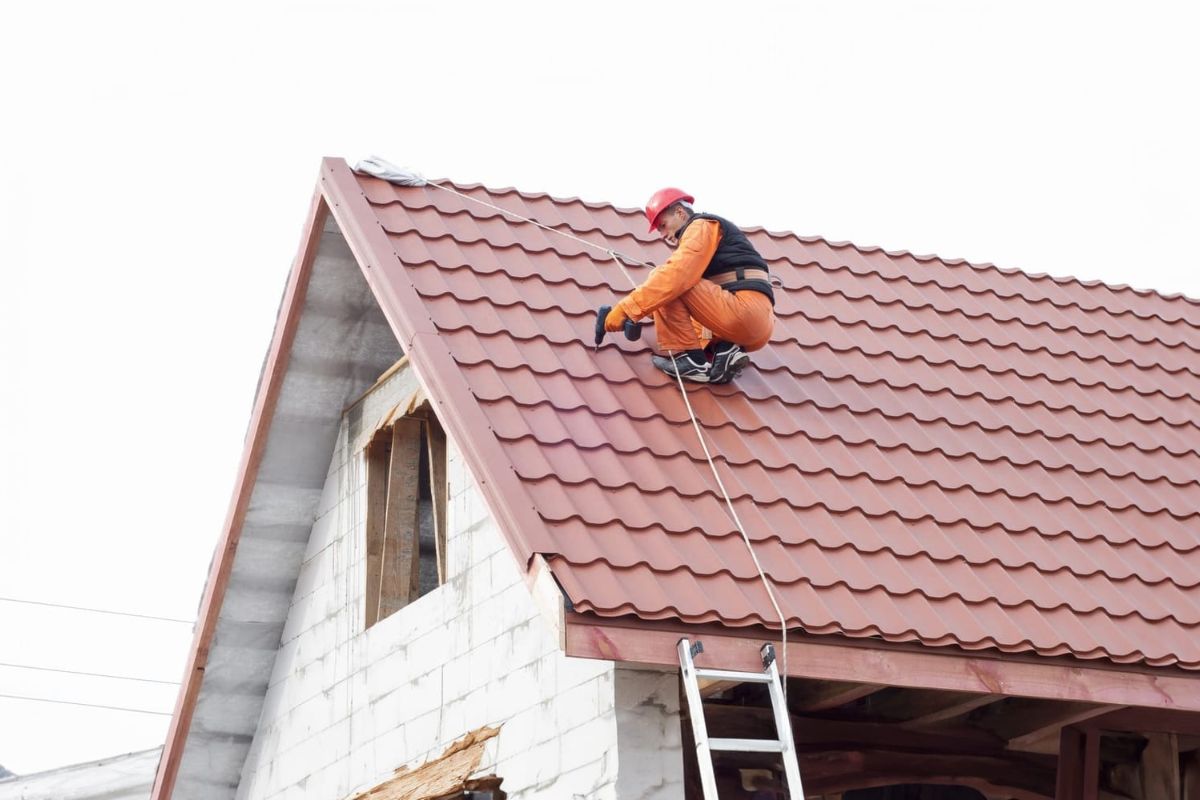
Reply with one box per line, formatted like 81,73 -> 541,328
709,342 -> 750,384
651,352 -> 711,383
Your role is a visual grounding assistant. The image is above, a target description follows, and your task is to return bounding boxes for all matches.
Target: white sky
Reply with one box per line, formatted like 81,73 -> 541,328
1,0 -> 1198,778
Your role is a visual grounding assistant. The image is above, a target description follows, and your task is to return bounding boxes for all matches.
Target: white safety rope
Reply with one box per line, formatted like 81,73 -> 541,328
665,351 -> 790,694
419,177 -> 655,274
380,168 -> 790,688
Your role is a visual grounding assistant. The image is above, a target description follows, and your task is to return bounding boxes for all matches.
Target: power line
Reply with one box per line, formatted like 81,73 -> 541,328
0,661 -> 180,686
0,596 -> 193,625
0,693 -> 172,716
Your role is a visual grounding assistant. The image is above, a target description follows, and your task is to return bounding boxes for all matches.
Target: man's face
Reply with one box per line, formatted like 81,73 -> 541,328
655,204 -> 688,246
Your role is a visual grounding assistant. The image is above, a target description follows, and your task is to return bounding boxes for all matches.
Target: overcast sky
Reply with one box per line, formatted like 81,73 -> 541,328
2,0 -> 1198,777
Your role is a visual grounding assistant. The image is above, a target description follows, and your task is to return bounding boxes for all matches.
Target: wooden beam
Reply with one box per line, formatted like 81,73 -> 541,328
564,619 -> 1200,712
908,693 -> 1003,727
1141,733 -> 1180,800
788,680 -> 883,713
1001,702 -> 1124,753
1084,706 -> 1200,737
698,678 -> 741,698
860,687 -> 1002,726
363,435 -> 389,628
799,749 -> 1057,798
379,418 -> 421,620
424,413 -> 448,585
702,704 -> 1007,756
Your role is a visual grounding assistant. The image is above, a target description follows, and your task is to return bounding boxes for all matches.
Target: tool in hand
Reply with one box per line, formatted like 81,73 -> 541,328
594,305 -> 643,350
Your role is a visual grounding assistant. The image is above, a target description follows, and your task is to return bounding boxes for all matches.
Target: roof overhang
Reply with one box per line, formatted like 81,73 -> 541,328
153,170 -> 403,800
565,614 -> 1200,712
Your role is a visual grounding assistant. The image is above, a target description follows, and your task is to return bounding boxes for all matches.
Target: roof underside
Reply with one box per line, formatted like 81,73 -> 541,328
172,212 -> 401,799
327,158 -> 1200,672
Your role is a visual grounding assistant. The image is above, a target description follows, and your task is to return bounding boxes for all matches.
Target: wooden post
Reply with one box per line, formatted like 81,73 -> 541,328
1183,751 -> 1200,800
1141,733 -> 1181,800
425,416 -> 448,584
364,437 -> 389,628
1081,727 -> 1099,800
381,418 -> 422,617
1056,726 -> 1100,800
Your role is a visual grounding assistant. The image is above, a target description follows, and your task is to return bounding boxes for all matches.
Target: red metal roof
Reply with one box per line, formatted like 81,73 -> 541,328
325,158 -> 1200,671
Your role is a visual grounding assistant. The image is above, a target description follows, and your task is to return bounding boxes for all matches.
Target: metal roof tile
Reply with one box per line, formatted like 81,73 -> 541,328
342,164 -> 1200,670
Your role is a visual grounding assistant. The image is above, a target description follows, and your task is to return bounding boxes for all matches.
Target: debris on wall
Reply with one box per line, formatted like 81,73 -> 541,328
348,726 -> 501,800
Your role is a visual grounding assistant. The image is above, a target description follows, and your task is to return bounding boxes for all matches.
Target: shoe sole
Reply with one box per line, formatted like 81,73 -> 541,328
711,352 -> 750,384
652,356 -> 712,383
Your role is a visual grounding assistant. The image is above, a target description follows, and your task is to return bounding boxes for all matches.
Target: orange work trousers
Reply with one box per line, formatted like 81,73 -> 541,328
651,281 -> 775,353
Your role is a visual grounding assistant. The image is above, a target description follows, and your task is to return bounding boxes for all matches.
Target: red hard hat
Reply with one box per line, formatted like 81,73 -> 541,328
644,187 -> 694,233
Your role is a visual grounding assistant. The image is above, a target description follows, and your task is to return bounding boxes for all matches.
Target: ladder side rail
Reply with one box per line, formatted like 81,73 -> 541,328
679,638 -> 721,799
762,644 -> 805,799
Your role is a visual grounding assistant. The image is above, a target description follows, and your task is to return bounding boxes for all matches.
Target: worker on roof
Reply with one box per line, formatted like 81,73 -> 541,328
601,188 -> 775,383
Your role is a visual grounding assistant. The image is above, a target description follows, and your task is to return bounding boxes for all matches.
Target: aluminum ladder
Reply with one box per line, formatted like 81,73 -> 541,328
678,638 -> 804,799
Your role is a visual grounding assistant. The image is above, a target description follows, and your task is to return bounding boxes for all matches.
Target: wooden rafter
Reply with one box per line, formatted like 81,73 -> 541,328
858,687 -> 1002,726
974,699 -> 1122,752
787,680 -> 883,713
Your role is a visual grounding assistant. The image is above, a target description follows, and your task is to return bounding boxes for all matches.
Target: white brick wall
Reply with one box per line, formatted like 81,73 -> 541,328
235,372 -> 682,800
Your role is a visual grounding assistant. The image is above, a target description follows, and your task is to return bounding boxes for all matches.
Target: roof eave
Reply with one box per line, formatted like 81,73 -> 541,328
564,613 -> 1200,712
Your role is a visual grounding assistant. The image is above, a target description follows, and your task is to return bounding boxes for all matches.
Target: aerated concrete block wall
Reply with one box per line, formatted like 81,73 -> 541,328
235,376 -> 682,800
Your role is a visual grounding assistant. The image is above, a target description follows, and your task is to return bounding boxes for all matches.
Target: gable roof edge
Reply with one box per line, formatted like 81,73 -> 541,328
152,178 -> 331,800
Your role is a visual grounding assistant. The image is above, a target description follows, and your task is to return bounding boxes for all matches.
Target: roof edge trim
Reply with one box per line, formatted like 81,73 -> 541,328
320,157 -> 552,560
564,617 -> 1200,712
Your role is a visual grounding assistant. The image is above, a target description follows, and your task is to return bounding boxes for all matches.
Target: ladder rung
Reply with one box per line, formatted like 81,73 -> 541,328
709,738 -> 786,754
694,667 -> 773,684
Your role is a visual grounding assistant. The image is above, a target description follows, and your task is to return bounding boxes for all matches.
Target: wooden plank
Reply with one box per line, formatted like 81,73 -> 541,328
363,436 -> 390,628
378,418 -> 421,620
563,618 -> 1200,712
698,678 -> 741,698
787,680 -> 883,713
1140,733 -> 1180,800
348,726 -> 498,800
424,413 -> 448,585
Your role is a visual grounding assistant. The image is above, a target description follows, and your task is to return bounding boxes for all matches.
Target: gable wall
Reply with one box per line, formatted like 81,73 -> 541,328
234,365 -> 681,800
